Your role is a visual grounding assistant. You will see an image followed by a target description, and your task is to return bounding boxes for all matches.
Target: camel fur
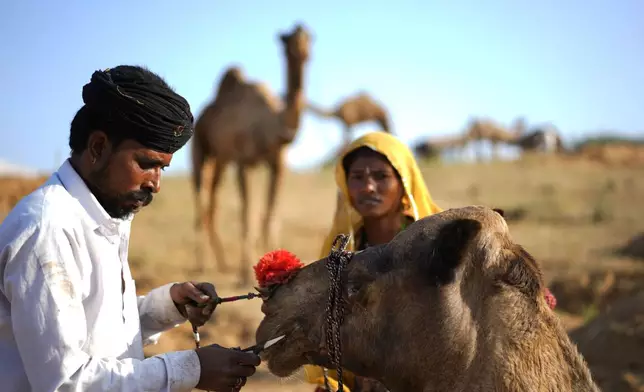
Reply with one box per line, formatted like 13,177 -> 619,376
256,205 -> 600,392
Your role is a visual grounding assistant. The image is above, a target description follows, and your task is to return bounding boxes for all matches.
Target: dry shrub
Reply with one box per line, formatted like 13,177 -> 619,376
0,175 -> 49,215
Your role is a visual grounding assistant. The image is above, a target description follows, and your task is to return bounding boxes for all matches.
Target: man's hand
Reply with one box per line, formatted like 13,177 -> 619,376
195,344 -> 261,391
170,281 -> 217,327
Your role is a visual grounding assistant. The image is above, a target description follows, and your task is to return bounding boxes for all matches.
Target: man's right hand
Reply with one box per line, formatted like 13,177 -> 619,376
194,344 -> 261,391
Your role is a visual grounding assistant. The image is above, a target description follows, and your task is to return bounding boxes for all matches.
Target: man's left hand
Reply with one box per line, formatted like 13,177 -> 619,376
170,281 -> 218,327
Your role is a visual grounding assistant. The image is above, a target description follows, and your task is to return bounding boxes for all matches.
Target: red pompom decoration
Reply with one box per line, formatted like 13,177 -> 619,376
544,287 -> 557,310
254,249 -> 304,288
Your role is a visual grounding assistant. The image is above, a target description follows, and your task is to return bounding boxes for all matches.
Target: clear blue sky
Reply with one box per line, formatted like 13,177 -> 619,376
2,0 -> 643,174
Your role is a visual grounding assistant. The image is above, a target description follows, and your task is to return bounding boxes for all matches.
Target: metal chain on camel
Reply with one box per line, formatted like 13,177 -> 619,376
323,234 -> 353,392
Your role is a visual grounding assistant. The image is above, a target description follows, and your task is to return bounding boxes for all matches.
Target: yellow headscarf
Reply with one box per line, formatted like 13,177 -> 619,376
304,131 -> 442,391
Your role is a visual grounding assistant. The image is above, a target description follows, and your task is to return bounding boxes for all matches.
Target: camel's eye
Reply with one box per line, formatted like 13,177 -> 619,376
346,281 -> 362,300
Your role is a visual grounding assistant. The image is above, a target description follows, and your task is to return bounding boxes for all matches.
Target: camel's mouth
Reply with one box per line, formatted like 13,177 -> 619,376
255,319 -> 293,360
256,318 -> 325,377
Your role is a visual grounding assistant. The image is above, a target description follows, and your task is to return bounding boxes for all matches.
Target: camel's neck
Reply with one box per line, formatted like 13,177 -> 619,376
511,121 -> 525,138
280,58 -> 306,141
383,295 -> 598,392
365,287 -> 480,392
464,301 -> 600,392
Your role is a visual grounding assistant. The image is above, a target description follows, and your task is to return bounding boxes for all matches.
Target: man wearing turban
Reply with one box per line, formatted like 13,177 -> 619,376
0,66 -> 259,391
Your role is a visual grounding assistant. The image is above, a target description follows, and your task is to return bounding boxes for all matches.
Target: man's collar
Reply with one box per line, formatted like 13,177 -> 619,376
56,159 -> 132,234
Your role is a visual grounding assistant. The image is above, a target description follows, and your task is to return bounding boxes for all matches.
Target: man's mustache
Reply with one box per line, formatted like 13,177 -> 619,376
127,190 -> 153,205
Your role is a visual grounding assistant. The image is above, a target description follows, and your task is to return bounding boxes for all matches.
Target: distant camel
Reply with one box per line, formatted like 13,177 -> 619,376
464,117 -> 527,161
191,24 -> 312,285
306,92 -> 392,144
413,134 -> 469,161
513,124 -> 565,154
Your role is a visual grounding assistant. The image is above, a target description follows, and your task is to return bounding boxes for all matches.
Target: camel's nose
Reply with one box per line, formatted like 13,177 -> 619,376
260,301 -> 269,315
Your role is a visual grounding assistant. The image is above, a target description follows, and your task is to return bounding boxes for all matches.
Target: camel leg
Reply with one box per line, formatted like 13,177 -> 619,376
236,163 -> 252,287
191,146 -> 207,272
205,160 -> 230,273
342,124 -> 352,147
486,141 -> 493,161
476,140 -> 485,162
261,152 -> 284,252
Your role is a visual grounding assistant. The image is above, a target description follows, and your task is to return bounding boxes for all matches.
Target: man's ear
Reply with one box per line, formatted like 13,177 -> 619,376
87,130 -> 111,165
423,219 -> 482,285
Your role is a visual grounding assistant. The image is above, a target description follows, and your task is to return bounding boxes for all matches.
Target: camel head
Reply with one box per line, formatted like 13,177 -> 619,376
279,23 -> 312,63
276,23 -> 313,138
256,206 -> 571,390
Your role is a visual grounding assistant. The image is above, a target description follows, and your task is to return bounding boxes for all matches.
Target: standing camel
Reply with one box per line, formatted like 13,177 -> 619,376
513,123 -> 565,155
191,24 -> 312,285
464,116 -> 527,161
306,92 -> 392,145
413,134 -> 470,161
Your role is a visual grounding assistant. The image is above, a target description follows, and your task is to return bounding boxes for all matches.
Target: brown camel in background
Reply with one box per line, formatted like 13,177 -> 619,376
513,123 -> 566,154
464,116 -> 527,161
413,134 -> 469,161
191,24 -> 312,285
306,92 -> 392,144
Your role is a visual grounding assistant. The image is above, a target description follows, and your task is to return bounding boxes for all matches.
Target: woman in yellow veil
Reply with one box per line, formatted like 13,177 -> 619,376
305,131 -> 442,391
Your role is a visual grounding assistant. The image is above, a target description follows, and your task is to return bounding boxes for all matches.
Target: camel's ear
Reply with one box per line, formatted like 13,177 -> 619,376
493,208 -> 505,218
424,219 -> 482,285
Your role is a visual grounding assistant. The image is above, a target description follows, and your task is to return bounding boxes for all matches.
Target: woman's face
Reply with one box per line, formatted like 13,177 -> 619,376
345,150 -> 404,219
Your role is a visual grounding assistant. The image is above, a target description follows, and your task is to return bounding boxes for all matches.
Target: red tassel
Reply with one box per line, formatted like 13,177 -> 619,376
254,249 -> 304,288
544,288 -> 557,310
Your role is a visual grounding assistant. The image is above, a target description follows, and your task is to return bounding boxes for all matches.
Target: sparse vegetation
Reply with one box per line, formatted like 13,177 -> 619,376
573,133 -> 644,151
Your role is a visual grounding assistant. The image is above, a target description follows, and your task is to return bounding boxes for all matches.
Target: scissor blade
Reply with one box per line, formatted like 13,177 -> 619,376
263,335 -> 286,350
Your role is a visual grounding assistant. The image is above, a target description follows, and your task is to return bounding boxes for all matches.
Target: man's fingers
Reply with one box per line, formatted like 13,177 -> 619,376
196,282 -> 218,300
201,302 -> 215,316
235,364 -> 257,378
232,351 -> 261,367
222,375 -> 247,389
186,305 -> 208,327
224,364 -> 255,381
185,282 -> 211,304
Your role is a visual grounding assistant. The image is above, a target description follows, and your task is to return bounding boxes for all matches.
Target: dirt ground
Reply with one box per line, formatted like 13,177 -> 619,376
1,153 -> 643,391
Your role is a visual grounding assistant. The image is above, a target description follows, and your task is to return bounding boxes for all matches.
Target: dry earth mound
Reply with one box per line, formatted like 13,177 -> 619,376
618,233 -> 644,260
576,143 -> 644,167
569,291 -> 644,392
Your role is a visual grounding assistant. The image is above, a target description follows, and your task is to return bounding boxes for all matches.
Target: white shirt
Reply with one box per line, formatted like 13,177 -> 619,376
0,159 -> 201,391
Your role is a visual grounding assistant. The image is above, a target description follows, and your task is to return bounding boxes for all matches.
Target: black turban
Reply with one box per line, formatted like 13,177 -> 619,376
81,65 -> 194,154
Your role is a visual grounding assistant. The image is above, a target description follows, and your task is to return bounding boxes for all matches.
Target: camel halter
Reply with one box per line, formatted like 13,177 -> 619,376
323,234 -> 354,392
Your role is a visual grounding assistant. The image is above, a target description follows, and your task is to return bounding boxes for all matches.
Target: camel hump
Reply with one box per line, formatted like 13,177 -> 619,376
213,69 -> 282,113
246,81 -> 284,111
214,66 -> 246,98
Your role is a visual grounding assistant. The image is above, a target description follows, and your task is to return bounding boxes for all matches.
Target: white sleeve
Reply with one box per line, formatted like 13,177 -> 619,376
137,282 -> 189,346
3,224 -> 201,392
